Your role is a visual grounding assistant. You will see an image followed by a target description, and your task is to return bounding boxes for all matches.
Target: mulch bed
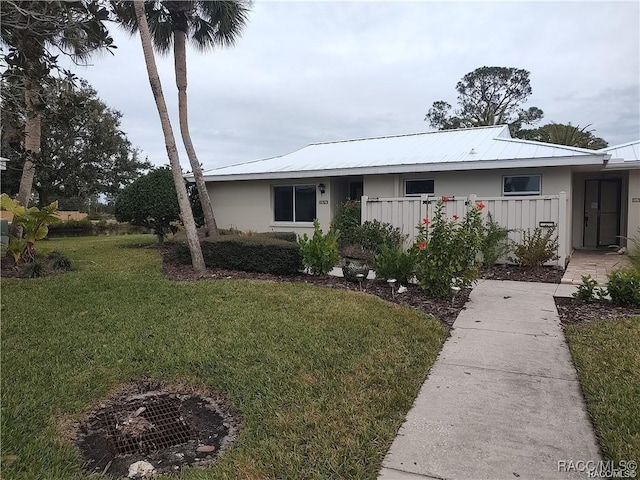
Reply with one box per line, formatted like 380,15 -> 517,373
158,244 -> 469,328
555,297 -> 640,325
479,264 -> 563,284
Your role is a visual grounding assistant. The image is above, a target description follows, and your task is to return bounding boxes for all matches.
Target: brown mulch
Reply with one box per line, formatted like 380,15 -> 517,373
555,296 -> 640,325
158,244 -> 469,328
479,264 -> 563,284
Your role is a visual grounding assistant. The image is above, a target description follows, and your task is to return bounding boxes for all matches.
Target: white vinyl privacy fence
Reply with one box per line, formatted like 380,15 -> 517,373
361,192 -> 569,267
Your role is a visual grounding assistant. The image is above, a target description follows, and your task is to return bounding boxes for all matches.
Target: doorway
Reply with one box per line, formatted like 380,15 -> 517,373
583,179 -> 622,248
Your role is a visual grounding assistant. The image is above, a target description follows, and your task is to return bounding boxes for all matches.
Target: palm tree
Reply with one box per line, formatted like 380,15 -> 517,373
520,123 -> 608,150
0,1 -> 113,209
132,0 -> 206,272
113,0 -> 250,237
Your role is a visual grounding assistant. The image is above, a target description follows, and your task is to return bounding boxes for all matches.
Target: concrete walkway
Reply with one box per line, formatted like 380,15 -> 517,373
379,280 -> 601,480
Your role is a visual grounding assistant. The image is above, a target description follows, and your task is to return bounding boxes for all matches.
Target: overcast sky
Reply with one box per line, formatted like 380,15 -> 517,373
66,0 -> 640,172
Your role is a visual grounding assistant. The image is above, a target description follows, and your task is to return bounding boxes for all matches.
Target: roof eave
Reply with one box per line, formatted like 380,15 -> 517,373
201,155 -> 607,182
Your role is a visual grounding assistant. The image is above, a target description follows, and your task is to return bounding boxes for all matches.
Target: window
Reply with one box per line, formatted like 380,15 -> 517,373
273,185 -> 316,222
405,179 -> 434,196
503,175 -> 541,195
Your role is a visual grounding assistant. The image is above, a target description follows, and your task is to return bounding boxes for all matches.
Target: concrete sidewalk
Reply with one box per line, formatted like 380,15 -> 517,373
379,280 -> 601,480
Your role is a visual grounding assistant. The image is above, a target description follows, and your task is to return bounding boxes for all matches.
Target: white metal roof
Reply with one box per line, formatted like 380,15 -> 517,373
600,141 -> 640,165
202,125 -> 610,182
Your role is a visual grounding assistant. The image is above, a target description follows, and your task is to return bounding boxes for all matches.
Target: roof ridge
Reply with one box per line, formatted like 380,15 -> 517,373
308,124 -> 507,146
494,136 -> 603,154
599,140 -> 640,151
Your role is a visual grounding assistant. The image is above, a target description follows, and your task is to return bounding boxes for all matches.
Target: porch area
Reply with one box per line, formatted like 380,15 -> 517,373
561,249 -> 631,286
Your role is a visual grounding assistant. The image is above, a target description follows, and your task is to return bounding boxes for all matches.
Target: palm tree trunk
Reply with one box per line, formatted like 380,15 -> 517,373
133,0 -> 205,273
10,82 -> 41,237
173,29 -> 218,236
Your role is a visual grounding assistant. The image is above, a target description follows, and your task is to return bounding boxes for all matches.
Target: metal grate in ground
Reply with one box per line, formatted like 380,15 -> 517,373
98,394 -> 197,455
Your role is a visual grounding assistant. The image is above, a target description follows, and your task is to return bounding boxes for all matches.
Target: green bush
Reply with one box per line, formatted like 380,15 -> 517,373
21,257 -> 46,278
606,269 -> 640,306
511,227 -> 559,268
298,220 -> 340,275
176,235 -> 302,275
627,230 -> 640,271
356,220 -> 407,254
259,231 -> 298,243
374,245 -> 416,285
47,250 -> 73,271
414,200 -> 484,297
334,200 -> 361,248
573,275 -> 606,302
480,213 -> 510,267
48,219 -> 95,236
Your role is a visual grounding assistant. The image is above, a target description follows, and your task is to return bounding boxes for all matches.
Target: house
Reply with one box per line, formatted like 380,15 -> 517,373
198,125 -> 639,264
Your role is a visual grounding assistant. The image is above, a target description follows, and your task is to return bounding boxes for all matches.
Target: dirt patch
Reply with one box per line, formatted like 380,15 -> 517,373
158,243 -> 469,327
74,379 -> 239,478
480,264 -> 563,283
555,297 -> 640,325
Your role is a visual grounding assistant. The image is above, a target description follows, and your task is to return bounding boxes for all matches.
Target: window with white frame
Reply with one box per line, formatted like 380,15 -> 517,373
404,179 -> 435,196
502,175 -> 541,195
273,185 -> 316,222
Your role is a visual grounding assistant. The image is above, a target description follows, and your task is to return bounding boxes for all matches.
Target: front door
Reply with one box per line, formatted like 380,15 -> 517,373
583,179 -> 622,248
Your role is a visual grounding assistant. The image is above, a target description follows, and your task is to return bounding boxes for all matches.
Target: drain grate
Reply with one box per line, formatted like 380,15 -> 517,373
98,394 -> 196,455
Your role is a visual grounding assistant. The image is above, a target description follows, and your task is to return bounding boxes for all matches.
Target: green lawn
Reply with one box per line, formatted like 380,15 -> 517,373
1,235 -> 447,480
565,317 -> 640,465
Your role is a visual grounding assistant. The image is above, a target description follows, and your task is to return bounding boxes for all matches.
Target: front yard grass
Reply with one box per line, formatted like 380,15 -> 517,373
565,317 -> 640,465
1,235 -> 447,479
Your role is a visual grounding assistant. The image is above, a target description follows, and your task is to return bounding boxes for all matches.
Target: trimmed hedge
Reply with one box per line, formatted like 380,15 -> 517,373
175,235 -> 302,275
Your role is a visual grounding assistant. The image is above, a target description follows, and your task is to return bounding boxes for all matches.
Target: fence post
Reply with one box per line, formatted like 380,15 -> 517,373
468,194 -> 477,213
360,196 -> 368,225
558,191 -> 567,268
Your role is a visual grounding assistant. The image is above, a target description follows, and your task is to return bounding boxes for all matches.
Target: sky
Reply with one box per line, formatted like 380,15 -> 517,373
64,0 -> 640,172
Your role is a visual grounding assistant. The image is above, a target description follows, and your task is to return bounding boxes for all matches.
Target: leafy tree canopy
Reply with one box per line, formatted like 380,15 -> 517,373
517,123 -> 608,150
425,66 -> 544,136
1,75 -> 151,206
114,168 -> 179,241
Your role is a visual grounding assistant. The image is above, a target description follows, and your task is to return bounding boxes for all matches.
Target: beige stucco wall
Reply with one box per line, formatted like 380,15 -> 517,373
207,177 -> 333,237
628,169 -> 640,240
207,167 -> 575,239
363,167 -> 573,199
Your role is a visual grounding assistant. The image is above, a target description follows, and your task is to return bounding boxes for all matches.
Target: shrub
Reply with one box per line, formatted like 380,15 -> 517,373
356,220 -> 407,254
511,227 -> 559,268
626,230 -> 640,271
298,220 -> 340,275
374,245 -> 416,285
414,200 -> 484,297
47,250 -> 73,271
480,213 -> 510,267
21,258 -> 46,278
258,231 -> 298,243
114,168 -> 180,242
606,269 -> 640,306
176,235 -> 302,275
48,219 -> 95,237
573,275 -> 606,302
333,200 -> 361,248
0,194 -> 60,263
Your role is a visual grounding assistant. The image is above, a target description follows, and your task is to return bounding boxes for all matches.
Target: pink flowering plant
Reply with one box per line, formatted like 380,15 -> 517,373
413,200 -> 484,297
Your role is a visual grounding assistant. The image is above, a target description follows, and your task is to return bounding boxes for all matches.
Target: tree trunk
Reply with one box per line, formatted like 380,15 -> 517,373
133,0 -> 205,273
173,30 -> 218,236
10,83 -> 41,238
